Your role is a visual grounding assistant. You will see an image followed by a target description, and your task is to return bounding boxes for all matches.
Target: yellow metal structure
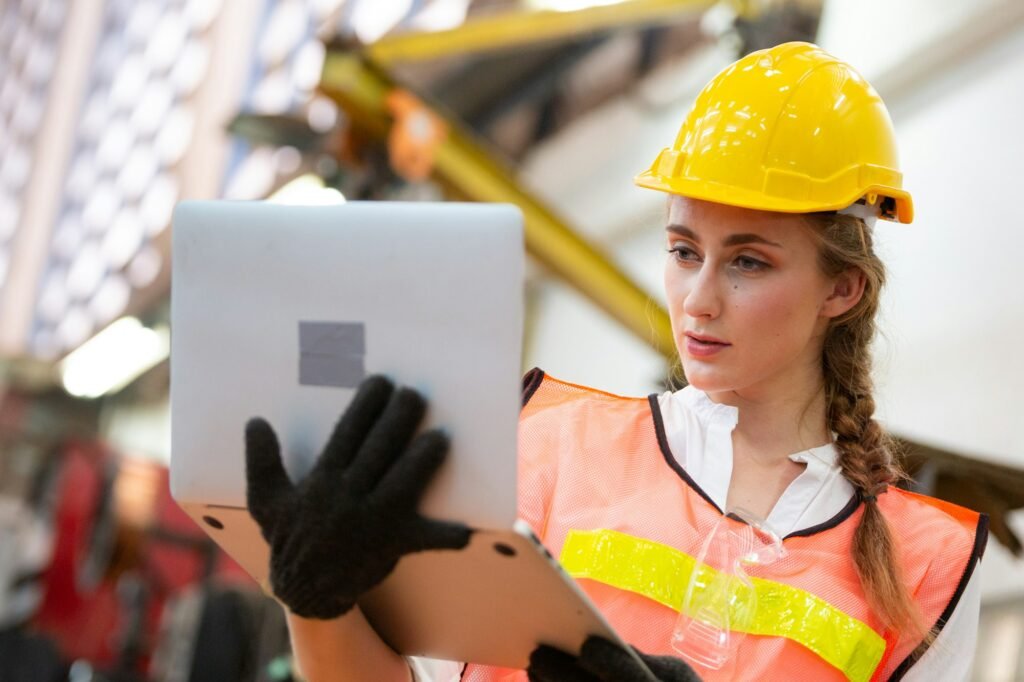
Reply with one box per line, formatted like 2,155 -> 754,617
319,52 -> 676,360
367,0 -> 715,65
635,42 -> 914,223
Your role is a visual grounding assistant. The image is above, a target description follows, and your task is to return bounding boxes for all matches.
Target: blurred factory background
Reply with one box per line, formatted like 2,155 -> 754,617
0,0 -> 1022,679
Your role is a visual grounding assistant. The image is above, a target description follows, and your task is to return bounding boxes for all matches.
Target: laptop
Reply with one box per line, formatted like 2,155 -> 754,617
170,201 -> 646,671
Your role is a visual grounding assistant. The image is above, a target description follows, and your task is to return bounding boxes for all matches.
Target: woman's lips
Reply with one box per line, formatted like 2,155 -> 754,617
684,333 -> 730,357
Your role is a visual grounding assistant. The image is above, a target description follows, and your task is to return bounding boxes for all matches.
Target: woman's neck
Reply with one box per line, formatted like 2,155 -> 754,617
708,375 -> 832,520
705,369 -> 831,466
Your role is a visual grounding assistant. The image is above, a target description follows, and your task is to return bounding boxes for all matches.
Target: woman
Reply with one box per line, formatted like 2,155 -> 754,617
245,42 -> 986,681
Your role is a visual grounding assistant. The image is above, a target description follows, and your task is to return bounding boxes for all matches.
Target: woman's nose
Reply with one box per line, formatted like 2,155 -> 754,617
682,265 -> 722,319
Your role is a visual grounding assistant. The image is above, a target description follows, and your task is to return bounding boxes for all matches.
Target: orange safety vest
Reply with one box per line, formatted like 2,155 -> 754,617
462,370 -> 988,682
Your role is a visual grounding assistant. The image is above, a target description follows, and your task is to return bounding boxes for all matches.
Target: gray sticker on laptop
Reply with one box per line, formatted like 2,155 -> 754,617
298,321 -> 366,388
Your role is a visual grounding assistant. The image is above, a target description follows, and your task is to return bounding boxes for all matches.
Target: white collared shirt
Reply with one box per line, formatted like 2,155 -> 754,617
657,384 -> 857,538
409,386 -> 980,681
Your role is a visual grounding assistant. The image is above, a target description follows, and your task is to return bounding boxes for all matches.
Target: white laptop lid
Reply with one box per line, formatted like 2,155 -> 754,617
170,201 -> 523,534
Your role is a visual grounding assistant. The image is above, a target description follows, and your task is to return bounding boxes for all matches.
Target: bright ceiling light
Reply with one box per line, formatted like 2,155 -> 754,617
140,173 -> 179,234
171,41 -> 209,95
66,242 -> 105,298
306,96 -> 338,133
273,146 -> 302,174
110,57 -> 148,108
259,1 -> 308,65
185,0 -> 222,31
118,147 -> 159,200
61,317 -> 170,399
101,209 -> 144,269
349,0 -> 414,43
292,39 -> 326,92
155,107 -> 195,164
128,247 -> 162,288
126,2 -> 161,44
223,148 -> 276,199
409,0 -> 471,32
89,275 -> 131,324
524,0 -> 626,11
252,70 -> 294,114
268,173 -> 345,205
56,307 -> 93,353
147,12 -> 188,72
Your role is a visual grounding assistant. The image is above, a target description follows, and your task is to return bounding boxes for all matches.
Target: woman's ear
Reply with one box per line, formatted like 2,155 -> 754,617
822,268 -> 867,319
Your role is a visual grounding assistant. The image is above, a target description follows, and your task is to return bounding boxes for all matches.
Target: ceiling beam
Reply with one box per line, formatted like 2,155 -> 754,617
320,51 -> 677,360
366,0 -> 714,65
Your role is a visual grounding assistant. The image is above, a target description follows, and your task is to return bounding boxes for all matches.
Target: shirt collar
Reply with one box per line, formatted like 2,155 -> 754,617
676,385 -> 839,464
791,442 -> 841,467
678,385 -> 739,428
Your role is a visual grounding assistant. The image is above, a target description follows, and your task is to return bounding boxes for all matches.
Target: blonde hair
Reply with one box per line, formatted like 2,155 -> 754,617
806,211 -> 927,639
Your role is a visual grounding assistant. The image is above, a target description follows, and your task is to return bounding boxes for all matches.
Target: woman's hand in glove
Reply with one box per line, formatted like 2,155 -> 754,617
245,375 -> 472,620
528,636 -> 702,682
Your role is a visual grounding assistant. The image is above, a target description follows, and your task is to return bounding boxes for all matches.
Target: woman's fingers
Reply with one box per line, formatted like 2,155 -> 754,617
310,374 -> 394,488
580,637 -> 701,681
579,637 -> 657,682
406,517 -> 473,553
528,645 -> 601,682
372,429 -> 449,511
345,386 -> 427,494
245,417 -> 293,530
641,655 -> 702,682
373,430 -> 471,553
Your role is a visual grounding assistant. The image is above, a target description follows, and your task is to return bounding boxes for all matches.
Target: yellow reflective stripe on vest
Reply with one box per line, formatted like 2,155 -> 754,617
560,529 -> 886,682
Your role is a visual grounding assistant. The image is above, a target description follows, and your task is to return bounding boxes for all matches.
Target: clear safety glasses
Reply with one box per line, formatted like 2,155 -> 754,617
672,508 -> 787,670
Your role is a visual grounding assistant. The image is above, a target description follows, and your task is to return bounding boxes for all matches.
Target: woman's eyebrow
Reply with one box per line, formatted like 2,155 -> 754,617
665,224 -> 698,240
666,224 -> 782,248
666,223 -> 783,248
723,233 -> 783,248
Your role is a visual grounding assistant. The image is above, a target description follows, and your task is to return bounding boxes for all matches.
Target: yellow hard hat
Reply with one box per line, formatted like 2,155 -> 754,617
635,42 -> 913,224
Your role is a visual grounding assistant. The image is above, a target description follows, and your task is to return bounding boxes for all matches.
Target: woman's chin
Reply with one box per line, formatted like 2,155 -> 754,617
679,363 -> 736,394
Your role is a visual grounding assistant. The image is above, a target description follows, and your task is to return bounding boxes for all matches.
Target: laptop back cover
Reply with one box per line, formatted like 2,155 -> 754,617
170,201 -> 523,570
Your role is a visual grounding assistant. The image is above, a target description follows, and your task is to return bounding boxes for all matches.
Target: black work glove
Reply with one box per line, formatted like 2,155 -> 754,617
245,375 -> 472,620
528,636 -> 702,682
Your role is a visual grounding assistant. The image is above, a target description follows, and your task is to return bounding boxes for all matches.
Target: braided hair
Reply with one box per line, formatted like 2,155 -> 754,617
809,212 -> 927,639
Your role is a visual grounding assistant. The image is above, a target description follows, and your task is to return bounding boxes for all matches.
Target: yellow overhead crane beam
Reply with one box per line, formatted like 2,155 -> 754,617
319,51 -> 677,360
367,0 -> 716,65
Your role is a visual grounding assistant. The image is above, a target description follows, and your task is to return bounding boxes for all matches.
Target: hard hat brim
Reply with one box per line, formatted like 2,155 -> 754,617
634,170 -> 914,224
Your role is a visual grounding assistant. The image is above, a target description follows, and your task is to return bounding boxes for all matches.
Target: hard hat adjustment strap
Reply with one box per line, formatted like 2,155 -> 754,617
837,197 -> 882,230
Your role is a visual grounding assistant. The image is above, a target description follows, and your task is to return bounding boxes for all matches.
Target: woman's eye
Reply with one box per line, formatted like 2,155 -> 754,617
734,255 -> 768,272
668,245 -> 700,263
